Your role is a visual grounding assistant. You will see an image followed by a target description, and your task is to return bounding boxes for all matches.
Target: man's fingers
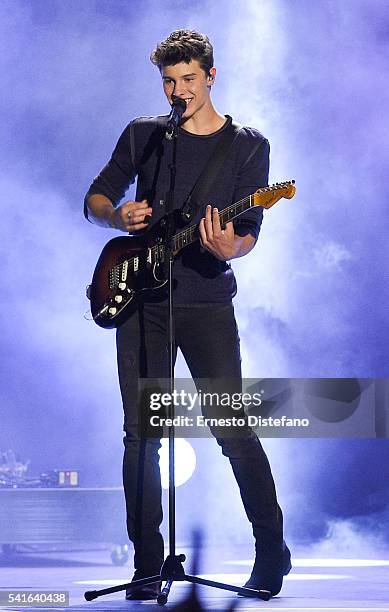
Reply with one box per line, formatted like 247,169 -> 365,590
212,207 -> 222,237
225,221 -> 234,235
200,205 -> 227,245
122,199 -> 150,219
126,206 -> 152,217
131,199 -> 149,211
199,218 -> 208,246
130,209 -> 152,221
128,222 -> 149,232
204,204 -> 213,240
123,207 -> 152,225
202,205 -> 227,241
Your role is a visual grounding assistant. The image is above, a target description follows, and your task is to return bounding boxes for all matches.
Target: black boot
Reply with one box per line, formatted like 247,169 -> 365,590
125,529 -> 164,600
125,568 -> 162,600
240,541 -> 292,597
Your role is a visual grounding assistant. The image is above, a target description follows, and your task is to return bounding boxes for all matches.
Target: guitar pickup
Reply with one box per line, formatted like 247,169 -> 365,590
121,260 -> 129,282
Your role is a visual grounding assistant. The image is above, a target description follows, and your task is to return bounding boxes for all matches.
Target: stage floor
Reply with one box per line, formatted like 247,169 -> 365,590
1,544 -> 389,611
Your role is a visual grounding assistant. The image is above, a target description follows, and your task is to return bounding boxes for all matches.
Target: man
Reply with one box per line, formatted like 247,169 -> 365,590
84,29 -> 291,600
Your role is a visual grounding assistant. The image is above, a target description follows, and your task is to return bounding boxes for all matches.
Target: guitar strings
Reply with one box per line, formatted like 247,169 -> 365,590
173,181 -> 290,249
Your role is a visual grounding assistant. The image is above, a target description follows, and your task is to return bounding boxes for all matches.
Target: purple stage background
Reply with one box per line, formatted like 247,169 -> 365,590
1,0 -> 388,549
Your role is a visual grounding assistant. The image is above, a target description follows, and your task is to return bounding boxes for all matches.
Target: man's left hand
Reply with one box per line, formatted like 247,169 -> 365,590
199,205 -> 252,261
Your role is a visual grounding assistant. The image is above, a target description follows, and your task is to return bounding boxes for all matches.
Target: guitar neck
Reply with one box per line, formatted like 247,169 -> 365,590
171,181 -> 290,254
172,192 -> 254,254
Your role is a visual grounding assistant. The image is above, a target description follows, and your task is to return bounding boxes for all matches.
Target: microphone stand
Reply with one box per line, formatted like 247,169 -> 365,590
84,117 -> 271,606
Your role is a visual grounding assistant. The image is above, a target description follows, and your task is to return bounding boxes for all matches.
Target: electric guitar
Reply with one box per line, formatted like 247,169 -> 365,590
87,181 -> 296,328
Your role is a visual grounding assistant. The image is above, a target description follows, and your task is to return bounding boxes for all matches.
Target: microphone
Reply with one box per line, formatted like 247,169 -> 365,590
165,97 -> 187,140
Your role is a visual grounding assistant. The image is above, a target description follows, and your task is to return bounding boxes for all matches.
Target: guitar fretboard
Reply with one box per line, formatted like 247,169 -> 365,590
172,185 -> 273,253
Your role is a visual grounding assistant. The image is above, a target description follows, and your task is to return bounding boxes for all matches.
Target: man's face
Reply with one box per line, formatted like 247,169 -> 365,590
161,59 -> 215,120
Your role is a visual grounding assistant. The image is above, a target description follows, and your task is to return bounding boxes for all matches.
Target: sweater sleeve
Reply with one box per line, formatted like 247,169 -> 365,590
232,133 -> 270,240
84,122 -> 137,219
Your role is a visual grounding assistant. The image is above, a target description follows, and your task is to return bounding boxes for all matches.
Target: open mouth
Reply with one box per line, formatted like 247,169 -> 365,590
183,98 -> 194,109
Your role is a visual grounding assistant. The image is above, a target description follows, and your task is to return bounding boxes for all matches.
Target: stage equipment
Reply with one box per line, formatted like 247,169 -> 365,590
0,487 -> 128,564
0,450 -> 79,488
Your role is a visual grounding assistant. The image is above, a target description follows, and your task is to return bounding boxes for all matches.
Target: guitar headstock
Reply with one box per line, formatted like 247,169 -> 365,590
252,181 -> 296,209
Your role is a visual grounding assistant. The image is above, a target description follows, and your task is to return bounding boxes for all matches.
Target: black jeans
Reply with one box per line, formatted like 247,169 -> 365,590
116,301 -> 284,573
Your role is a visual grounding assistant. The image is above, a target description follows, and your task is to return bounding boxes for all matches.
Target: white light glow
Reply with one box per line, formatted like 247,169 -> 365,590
159,438 -> 196,489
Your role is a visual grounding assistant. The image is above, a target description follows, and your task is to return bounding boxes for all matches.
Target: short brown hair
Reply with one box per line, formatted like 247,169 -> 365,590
150,29 -> 214,76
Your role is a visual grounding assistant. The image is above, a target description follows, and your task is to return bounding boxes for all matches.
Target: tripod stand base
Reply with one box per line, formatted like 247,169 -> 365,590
84,553 -> 271,604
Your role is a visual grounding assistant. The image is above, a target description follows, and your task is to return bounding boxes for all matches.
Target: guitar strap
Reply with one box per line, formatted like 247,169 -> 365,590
180,119 -> 242,223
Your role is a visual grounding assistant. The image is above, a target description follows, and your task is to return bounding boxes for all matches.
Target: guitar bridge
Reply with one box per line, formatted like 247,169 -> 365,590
109,265 -> 120,289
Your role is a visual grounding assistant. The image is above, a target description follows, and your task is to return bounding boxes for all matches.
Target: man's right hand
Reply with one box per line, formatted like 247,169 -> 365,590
110,199 -> 152,232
